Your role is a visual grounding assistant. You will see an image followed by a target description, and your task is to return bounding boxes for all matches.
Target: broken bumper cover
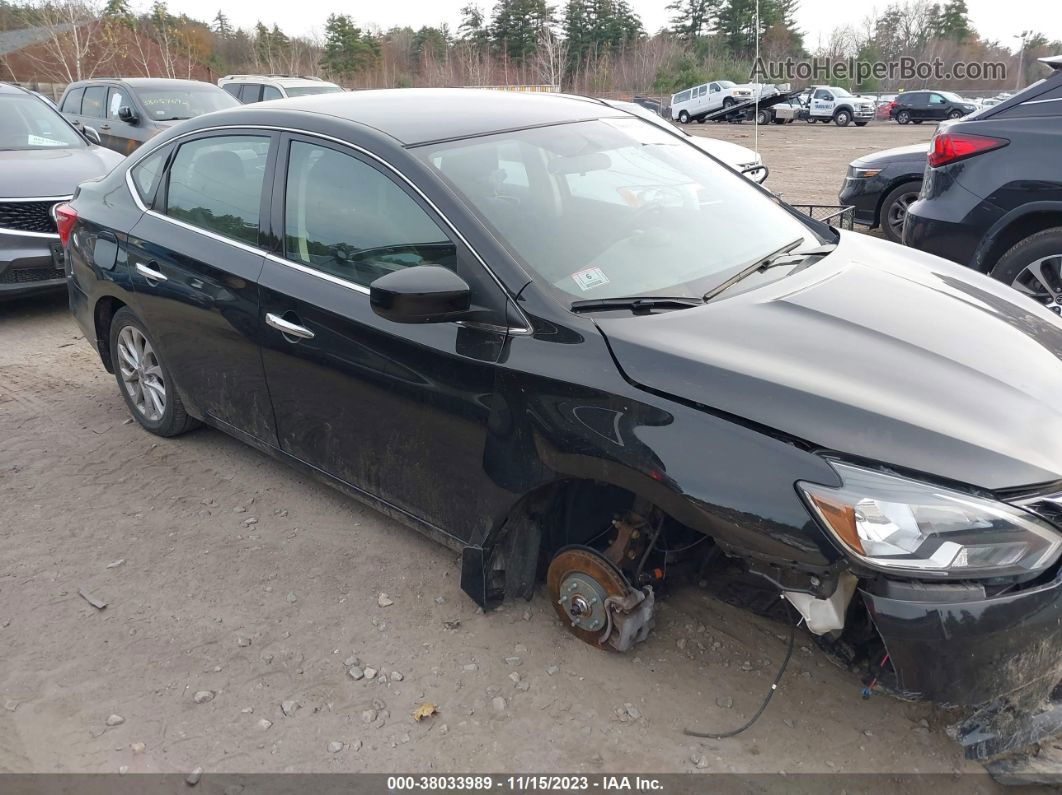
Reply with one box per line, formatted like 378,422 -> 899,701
862,565 -> 1062,710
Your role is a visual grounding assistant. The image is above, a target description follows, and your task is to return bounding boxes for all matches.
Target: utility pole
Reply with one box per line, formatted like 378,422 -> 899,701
1015,30 -> 1030,92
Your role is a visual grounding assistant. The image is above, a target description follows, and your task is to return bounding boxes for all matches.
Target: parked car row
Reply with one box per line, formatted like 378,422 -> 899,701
841,55 -> 1062,320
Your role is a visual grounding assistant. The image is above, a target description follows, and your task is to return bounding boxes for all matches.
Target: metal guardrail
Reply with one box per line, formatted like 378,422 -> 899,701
790,204 -> 856,230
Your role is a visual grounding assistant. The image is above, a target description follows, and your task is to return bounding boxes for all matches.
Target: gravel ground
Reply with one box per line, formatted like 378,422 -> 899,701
0,121 -> 1000,784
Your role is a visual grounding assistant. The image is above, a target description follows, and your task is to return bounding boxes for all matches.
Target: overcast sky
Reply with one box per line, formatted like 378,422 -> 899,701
180,0 -> 1061,52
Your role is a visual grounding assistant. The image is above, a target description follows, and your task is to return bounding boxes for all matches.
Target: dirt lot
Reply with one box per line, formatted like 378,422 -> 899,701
689,115 -> 933,208
0,121 -> 1004,784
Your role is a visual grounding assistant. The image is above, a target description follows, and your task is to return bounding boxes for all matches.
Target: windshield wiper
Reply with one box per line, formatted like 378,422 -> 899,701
702,238 -> 835,303
570,295 -> 704,314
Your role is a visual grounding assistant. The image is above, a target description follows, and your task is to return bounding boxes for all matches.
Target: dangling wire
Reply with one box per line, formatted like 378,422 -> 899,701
684,596 -> 801,739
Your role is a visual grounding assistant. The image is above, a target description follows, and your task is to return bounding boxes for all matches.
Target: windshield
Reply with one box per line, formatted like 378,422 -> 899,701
284,85 -> 342,97
832,87 -> 853,98
718,80 -> 736,88
418,118 -> 813,303
0,95 -> 84,150
138,86 -> 238,121
940,91 -> 964,103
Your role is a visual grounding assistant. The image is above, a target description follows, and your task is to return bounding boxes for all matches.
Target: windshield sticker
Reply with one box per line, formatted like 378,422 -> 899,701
27,134 -> 67,147
572,267 -> 610,292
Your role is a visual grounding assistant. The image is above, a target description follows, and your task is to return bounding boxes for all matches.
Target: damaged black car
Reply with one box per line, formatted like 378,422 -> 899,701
62,89 -> 1062,754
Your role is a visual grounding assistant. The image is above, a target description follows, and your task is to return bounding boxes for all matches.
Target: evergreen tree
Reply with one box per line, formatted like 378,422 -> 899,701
212,10 -> 231,38
666,0 -> 716,41
322,14 -> 379,77
490,0 -> 554,63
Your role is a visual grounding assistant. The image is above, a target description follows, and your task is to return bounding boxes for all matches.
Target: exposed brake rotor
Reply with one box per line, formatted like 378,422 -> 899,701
547,545 -> 655,651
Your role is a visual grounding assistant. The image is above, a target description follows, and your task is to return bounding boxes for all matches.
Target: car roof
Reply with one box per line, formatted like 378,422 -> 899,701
69,78 -> 219,89
217,88 -> 627,146
0,81 -> 29,96
223,75 -> 336,87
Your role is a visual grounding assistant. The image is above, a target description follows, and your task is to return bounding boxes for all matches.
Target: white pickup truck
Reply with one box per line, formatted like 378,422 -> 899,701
801,86 -> 875,127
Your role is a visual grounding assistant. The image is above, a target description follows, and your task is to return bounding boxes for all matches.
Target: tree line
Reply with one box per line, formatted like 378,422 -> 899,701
1,0 -> 1058,95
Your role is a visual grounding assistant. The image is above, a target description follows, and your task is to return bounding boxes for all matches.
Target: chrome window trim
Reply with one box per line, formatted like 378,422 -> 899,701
0,195 -> 70,238
1021,97 -> 1062,106
120,123 -> 532,333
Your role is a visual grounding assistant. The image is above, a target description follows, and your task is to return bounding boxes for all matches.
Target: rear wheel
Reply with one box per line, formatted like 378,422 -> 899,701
834,109 -> 852,127
109,307 -> 197,437
947,109 -> 962,120
896,110 -> 911,125
989,228 -> 1062,315
879,180 -> 921,244
756,108 -> 770,125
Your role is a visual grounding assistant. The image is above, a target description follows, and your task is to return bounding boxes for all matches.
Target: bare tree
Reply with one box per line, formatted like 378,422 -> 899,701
533,24 -> 566,89
23,0 -> 117,83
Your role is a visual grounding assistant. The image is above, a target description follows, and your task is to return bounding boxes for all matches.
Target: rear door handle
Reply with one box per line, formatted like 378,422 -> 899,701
135,261 -> 166,282
266,313 -> 314,340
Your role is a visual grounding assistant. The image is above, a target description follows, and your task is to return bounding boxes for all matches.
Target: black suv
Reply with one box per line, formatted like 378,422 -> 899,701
890,90 -> 976,124
58,78 -> 237,155
904,56 -> 1062,311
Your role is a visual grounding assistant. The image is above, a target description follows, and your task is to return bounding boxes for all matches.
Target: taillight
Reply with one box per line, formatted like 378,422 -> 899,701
927,132 -> 1008,168
54,203 -> 77,246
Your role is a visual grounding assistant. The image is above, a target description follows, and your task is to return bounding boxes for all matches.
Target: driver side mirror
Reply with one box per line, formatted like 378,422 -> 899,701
370,265 -> 471,324
82,126 -> 101,145
117,105 -> 138,124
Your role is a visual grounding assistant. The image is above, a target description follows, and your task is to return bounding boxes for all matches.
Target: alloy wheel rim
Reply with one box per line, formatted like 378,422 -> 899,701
117,325 -> 167,421
887,192 -> 918,237
1012,254 -> 1062,315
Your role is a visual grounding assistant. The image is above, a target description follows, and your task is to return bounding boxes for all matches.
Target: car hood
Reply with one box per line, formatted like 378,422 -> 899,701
689,136 -> 759,167
0,146 -> 124,198
852,143 -> 928,167
596,232 -> 1062,490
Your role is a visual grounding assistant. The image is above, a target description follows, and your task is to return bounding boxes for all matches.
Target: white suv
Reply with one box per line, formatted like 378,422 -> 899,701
218,75 -> 343,104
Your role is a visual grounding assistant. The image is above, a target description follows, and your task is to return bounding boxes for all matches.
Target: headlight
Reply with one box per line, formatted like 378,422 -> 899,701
799,462 -> 1062,577
850,166 -> 881,178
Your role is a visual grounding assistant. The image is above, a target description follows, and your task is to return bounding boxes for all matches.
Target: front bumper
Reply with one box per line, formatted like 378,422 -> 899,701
853,107 -> 875,120
0,230 -> 65,299
863,563 -> 1062,710
838,177 -> 883,227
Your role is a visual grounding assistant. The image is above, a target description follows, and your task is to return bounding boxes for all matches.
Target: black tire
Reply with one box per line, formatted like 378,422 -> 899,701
109,306 -> 197,437
879,180 -> 922,244
696,117 -> 706,123
896,110 -> 911,125
722,97 -> 735,108
756,109 -> 770,125
854,121 -> 868,127
678,110 -> 690,124
834,109 -> 852,127
988,227 -> 1062,314
947,109 -> 962,120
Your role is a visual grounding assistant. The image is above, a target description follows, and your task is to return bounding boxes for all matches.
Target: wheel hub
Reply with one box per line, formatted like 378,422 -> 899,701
556,572 -> 608,632
547,546 -> 633,648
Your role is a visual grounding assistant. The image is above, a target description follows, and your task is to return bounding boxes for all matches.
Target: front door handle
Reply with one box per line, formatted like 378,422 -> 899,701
135,261 -> 166,282
266,312 -> 315,341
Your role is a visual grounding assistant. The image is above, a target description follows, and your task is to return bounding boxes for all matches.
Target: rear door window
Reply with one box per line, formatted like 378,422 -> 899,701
238,84 -> 261,103
164,134 -> 271,245
262,85 -> 283,101
129,145 -> 172,207
81,86 -> 107,118
222,83 -> 240,98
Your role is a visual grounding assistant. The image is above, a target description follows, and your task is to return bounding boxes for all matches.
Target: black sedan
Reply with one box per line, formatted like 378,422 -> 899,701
838,143 -> 927,243
61,90 -> 1062,737
0,83 -> 124,299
